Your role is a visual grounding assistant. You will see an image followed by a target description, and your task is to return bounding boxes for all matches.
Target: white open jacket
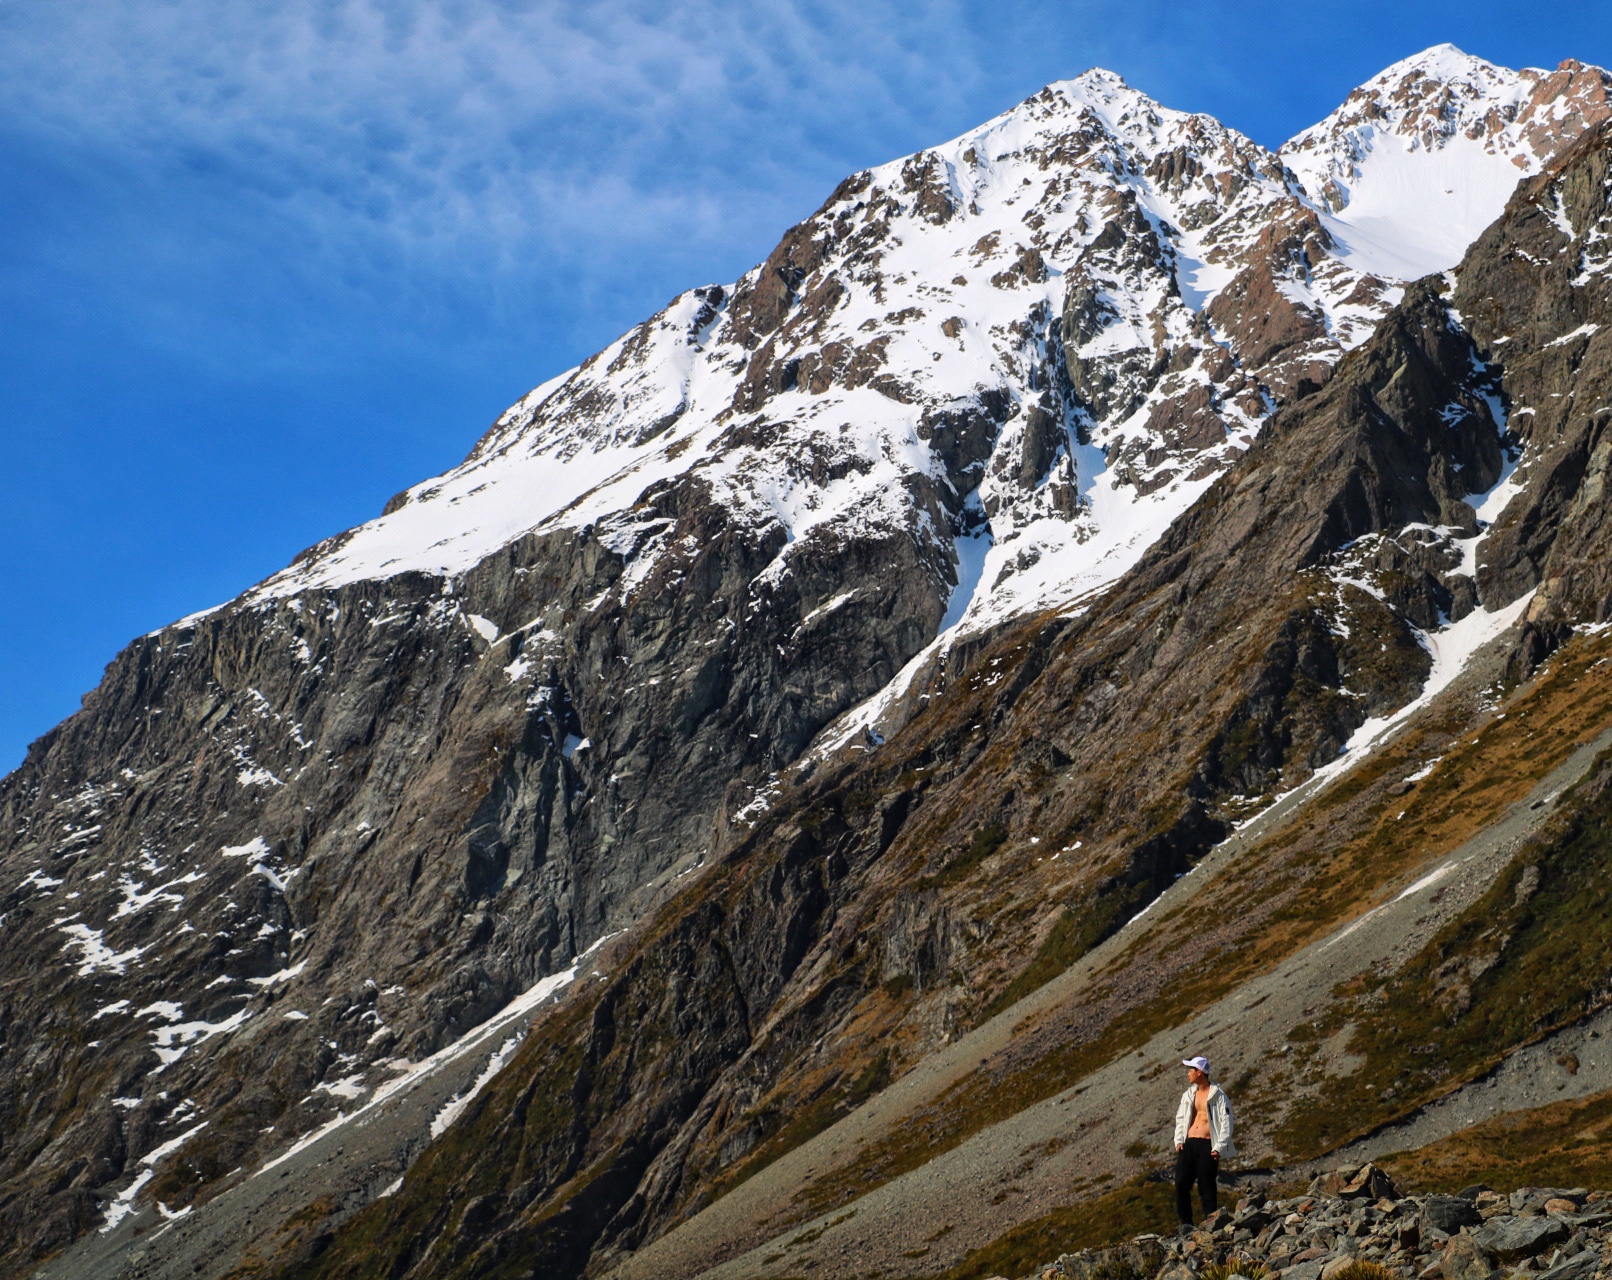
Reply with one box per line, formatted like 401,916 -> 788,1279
1174,1082 -> 1236,1160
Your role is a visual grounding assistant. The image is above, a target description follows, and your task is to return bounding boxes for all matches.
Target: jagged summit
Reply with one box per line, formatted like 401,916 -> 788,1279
249,63 -> 1288,633
1369,41 -> 1514,88
1287,43 -> 1536,175
243,61 -> 1375,643
1038,65 -> 1249,149
251,49 -> 1611,653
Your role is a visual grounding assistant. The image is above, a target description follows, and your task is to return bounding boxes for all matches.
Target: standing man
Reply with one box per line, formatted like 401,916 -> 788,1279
1173,1055 -> 1235,1227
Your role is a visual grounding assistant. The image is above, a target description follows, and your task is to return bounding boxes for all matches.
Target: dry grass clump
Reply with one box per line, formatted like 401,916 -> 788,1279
1199,1255 -> 1277,1280
1380,1084 -> 1612,1193
1275,745 -> 1612,1157
934,1176 -> 1178,1280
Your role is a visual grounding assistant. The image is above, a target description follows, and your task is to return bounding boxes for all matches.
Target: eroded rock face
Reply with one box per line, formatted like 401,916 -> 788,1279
0,492 -> 948,1262
1451,123 -> 1612,667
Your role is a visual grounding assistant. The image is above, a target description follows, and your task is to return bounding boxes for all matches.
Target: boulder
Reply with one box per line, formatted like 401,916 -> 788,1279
1340,1164 -> 1401,1201
1476,1191 -> 1509,1218
1511,1188 -> 1559,1214
1310,1171 -> 1352,1197
1537,1253 -> 1601,1280
1059,1238 -> 1167,1280
1113,1239 -> 1168,1280
1440,1235 -> 1499,1280
1473,1215 -> 1570,1261
1424,1195 -> 1484,1236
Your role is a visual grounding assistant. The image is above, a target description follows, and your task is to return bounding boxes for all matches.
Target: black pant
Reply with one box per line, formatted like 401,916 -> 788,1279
1175,1137 -> 1218,1222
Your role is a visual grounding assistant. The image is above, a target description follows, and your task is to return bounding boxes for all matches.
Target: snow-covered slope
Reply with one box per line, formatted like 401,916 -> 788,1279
243,47 -> 1607,737
1283,44 -> 1612,278
255,72 -> 1286,628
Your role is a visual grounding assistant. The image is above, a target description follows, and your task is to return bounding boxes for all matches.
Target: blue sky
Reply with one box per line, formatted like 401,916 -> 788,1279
3,1 -> 1610,775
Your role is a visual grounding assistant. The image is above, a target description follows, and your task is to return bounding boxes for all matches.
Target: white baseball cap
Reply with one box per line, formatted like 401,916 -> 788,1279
1182,1056 -> 1211,1073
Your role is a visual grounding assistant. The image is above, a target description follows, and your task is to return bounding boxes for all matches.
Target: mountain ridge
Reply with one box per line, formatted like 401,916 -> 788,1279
7,46 -> 1612,1280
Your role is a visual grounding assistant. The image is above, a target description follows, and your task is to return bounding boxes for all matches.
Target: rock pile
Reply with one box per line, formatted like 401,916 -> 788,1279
1017,1165 -> 1612,1280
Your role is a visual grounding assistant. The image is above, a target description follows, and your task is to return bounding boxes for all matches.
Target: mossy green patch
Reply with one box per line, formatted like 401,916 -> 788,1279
719,1052 -> 895,1196
983,886 -> 1145,1020
915,822 -> 1008,892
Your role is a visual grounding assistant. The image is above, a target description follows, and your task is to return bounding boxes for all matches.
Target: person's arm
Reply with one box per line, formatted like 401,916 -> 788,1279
1174,1090 -> 1188,1150
1210,1089 -> 1233,1159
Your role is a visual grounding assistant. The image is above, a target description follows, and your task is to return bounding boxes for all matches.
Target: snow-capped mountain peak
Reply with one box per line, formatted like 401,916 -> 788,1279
247,71 -> 1309,647
17,51 -> 1612,1270
242,50 -> 1609,704
1281,45 -> 1612,279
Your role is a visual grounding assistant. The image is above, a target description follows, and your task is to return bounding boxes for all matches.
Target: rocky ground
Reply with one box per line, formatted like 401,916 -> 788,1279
1019,1171 -> 1612,1280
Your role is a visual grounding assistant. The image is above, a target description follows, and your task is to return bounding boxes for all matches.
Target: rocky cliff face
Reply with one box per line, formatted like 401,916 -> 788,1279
260,114 -> 1612,1280
2,44 -> 1611,1280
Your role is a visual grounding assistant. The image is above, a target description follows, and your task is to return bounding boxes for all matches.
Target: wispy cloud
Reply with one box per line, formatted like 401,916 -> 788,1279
0,0 -> 1001,364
